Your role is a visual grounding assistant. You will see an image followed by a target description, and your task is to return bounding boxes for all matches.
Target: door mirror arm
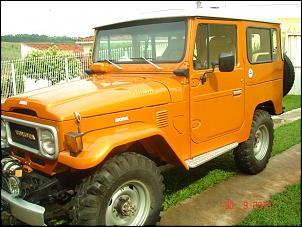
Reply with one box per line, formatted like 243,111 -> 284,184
200,61 -> 218,85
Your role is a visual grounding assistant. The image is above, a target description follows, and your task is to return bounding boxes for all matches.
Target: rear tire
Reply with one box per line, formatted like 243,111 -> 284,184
69,152 -> 165,226
233,110 -> 274,174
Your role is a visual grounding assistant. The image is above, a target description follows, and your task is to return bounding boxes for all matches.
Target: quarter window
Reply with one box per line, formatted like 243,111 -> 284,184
247,27 -> 278,63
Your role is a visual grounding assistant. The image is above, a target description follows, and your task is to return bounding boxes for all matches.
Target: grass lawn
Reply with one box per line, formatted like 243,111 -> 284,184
236,182 -> 301,226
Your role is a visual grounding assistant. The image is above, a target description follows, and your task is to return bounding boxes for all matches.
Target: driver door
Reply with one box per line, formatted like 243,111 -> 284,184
190,21 -> 244,157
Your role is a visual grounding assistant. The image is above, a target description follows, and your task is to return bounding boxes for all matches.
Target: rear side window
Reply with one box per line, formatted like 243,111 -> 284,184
247,27 -> 278,63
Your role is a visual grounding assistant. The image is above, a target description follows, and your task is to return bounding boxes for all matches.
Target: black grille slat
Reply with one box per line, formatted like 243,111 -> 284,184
30,155 -> 45,166
14,150 -> 26,158
10,122 -> 39,149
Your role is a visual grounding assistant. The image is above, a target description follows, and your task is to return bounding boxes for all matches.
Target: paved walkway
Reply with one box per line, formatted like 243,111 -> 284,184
157,108 -> 301,226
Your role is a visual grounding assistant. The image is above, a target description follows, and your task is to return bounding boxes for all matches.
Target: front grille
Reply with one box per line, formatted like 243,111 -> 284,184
10,122 -> 39,150
2,115 -> 59,160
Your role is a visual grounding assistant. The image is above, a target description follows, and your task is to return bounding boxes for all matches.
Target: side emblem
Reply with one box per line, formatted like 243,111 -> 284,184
19,100 -> 28,105
115,116 -> 129,123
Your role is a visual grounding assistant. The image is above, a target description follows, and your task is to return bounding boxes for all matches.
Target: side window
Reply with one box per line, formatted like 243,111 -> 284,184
247,27 -> 278,63
194,24 -> 237,70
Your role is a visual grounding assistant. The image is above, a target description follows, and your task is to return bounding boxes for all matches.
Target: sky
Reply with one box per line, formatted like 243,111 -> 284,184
1,1 -> 301,38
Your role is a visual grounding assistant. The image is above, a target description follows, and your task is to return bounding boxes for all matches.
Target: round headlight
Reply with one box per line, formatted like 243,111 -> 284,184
8,176 -> 22,197
1,120 -> 7,140
41,129 -> 55,155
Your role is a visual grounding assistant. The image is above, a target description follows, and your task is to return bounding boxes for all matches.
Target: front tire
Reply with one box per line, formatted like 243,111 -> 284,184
233,110 -> 274,174
69,152 -> 165,226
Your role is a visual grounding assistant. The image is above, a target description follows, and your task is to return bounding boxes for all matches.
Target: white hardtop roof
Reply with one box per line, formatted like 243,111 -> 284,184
94,8 -> 280,29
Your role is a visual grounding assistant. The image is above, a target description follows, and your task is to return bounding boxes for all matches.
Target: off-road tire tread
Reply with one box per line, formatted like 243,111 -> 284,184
233,110 -> 274,174
69,152 -> 165,225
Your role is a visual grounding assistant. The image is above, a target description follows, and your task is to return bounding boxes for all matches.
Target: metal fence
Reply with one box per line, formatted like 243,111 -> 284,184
1,43 -> 169,103
1,52 -> 90,102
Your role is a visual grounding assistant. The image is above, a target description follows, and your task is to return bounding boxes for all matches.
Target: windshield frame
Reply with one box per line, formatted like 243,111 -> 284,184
92,18 -> 188,64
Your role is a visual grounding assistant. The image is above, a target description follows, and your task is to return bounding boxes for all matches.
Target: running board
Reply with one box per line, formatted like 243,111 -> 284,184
185,142 -> 239,168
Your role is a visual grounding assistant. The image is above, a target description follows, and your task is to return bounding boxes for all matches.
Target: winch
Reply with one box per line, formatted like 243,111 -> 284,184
2,157 -> 24,198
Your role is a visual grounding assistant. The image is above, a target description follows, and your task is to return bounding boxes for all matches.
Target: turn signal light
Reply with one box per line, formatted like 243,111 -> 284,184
65,132 -> 83,157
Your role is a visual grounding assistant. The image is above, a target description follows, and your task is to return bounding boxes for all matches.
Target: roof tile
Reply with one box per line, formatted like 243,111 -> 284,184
23,43 -> 84,53
75,36 -> 94,42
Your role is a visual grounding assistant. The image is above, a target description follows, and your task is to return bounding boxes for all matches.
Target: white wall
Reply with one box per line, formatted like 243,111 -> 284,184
21,44 -> 36,58
286,34 -> 301,95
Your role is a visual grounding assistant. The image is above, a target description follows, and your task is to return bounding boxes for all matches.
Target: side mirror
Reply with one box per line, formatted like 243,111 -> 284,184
218,52 -> 235,72
200,52 -> 235,85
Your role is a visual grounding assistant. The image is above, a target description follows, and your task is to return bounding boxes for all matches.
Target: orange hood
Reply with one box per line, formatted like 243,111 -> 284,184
1,76 -> 179,121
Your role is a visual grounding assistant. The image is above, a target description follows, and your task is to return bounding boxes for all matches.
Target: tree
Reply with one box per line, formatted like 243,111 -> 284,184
22,46 -> 82,85
1,34 -> 77,43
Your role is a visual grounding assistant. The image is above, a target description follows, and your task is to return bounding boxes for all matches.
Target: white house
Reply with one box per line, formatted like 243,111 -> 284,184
279,18 -> 301,95
75,36 -> 94,54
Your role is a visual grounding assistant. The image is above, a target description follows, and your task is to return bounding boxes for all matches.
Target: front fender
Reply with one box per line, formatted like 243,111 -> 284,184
58,122 -> 186,169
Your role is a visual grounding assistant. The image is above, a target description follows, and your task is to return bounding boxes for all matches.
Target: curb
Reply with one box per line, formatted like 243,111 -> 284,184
272,108 -> 301,128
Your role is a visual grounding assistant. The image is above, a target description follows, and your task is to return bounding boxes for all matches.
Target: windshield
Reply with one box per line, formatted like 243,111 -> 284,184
93,18 -> 187,64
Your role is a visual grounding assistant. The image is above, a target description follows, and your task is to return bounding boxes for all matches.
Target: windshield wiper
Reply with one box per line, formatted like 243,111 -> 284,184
131,57 -> 162,70
102,59 -> 123,70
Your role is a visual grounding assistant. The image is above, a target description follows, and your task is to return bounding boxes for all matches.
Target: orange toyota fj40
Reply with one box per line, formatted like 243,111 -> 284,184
1,9 -> 295,225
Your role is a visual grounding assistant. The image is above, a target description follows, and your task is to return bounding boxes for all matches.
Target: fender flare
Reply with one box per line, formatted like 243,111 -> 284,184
58,122 -> 187,169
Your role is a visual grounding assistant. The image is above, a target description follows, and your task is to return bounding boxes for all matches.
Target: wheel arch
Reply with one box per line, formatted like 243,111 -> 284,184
239,101 -> 276,143
108,135 -> 184,167
256,100 -> 279,115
